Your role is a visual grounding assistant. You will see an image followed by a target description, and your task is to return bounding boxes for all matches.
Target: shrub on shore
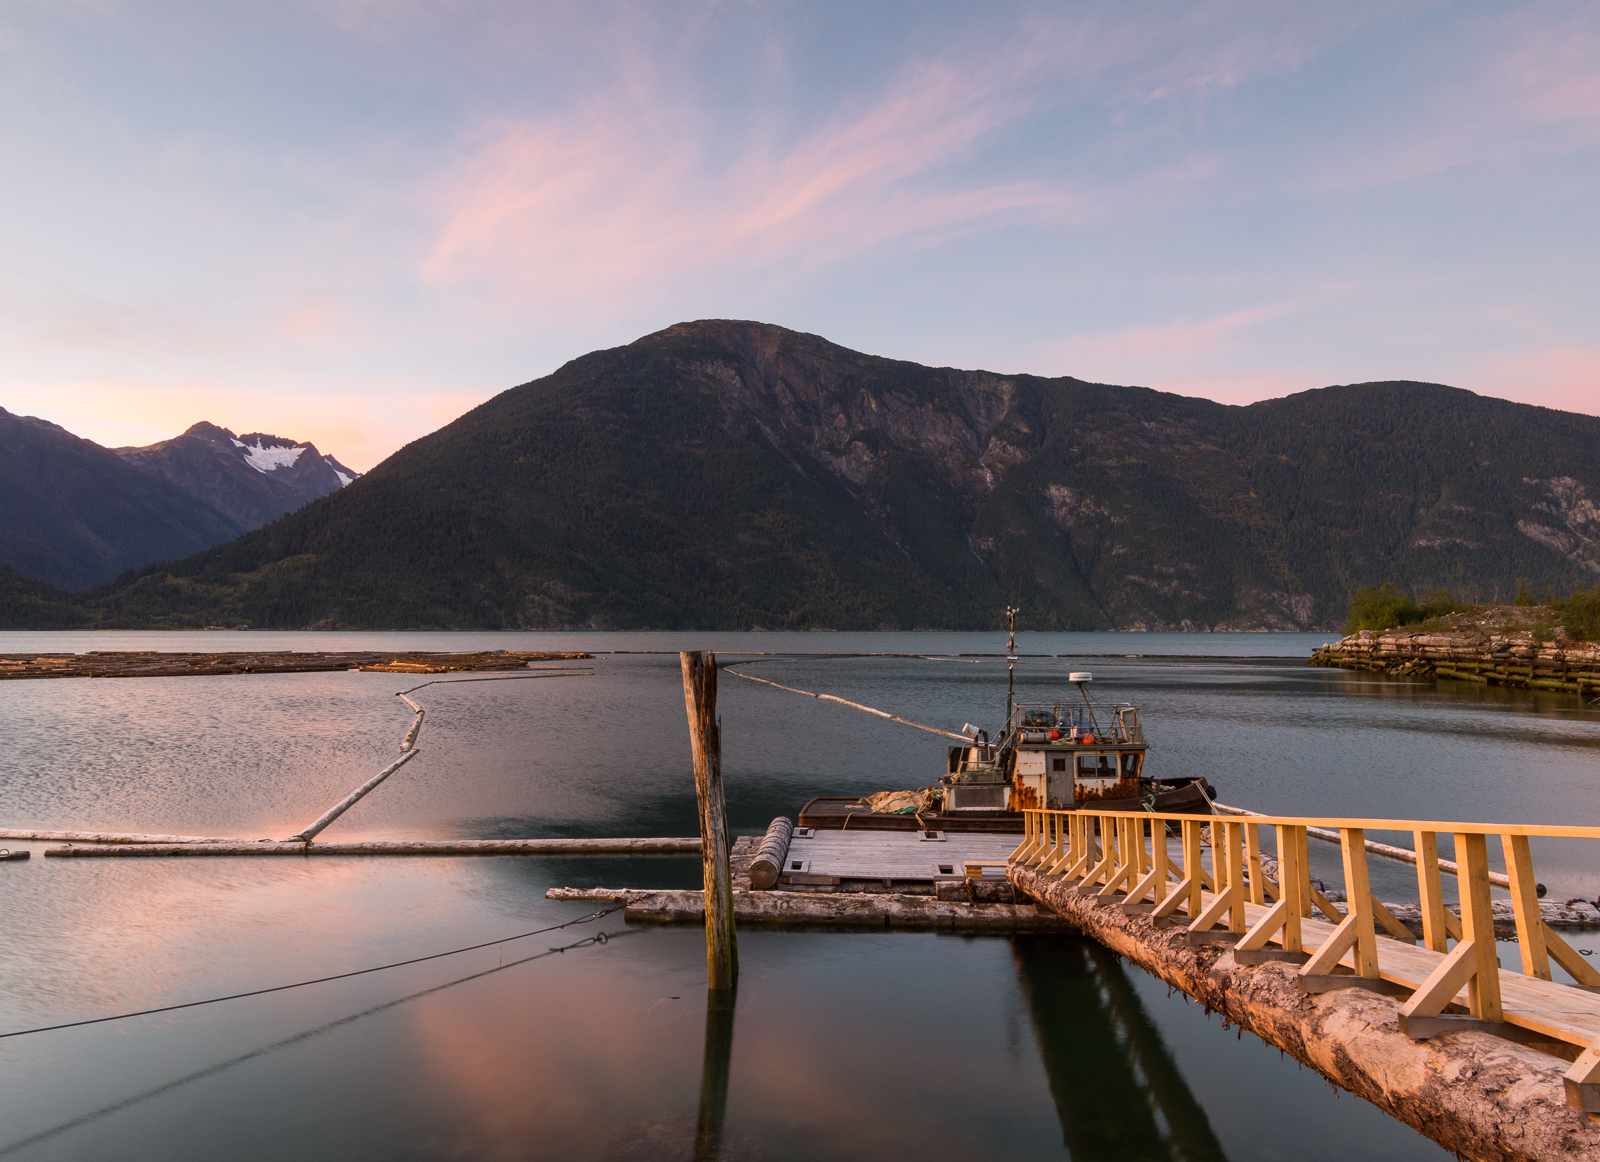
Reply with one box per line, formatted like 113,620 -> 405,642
1343,585 -> 1468,633
1550,585 -> 1600,643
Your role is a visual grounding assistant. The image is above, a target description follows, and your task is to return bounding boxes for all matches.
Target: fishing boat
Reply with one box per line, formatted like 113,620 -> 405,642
798,616 -> 1215,833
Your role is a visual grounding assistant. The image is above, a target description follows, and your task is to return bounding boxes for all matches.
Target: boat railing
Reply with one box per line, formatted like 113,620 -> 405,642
1007,805 -> 1600,1112
1008,702 -> 1145,744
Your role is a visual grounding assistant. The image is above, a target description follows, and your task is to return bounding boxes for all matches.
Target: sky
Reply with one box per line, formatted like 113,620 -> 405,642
2,1 -> 1597,471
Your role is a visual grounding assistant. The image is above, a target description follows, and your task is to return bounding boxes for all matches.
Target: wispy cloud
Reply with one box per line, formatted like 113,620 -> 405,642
418,58 -> 1070,304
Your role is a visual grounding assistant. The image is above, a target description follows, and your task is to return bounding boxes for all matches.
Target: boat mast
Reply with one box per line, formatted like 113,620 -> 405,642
1005,605 -> 1019,730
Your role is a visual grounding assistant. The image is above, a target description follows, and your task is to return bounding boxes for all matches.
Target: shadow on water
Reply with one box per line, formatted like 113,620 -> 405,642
1013,935 -> 1228,1162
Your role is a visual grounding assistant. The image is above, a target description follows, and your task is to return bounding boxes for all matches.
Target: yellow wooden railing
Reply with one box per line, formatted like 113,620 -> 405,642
1009,808 -> 1600,1112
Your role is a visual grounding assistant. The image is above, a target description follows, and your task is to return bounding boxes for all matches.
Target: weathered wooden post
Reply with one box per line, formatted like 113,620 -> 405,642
681,651 -> 738,990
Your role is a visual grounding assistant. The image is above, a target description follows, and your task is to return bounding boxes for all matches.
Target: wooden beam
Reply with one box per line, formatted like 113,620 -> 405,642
1504,834 -> 1552,979
1415,830 -> 1449,953
1456,832 -> 1502,1022
1341,828 -> 1380,975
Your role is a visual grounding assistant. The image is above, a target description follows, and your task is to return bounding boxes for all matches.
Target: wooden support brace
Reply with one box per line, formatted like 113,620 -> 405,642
1300,912 -> 1361,979
1236,897 -> 1290,951
1566,1039 -> 1600,1113
1151,876 -> 1196,919
1545,924 -> 1600,987
1123,862 -> 1165,907
1504,833 -> 1552,979
1308,886 -> 1345,924
1399,940 -> 1479,1033
1186,885 -> 1236,936
1369,896 -> 1418,944
1095,856 -> 1135,900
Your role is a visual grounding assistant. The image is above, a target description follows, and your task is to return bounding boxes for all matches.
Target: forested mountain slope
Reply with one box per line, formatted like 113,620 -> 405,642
7,321 -> 1598,629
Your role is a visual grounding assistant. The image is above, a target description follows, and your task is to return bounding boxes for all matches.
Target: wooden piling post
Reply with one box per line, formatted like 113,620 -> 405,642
682,651 -> 738,990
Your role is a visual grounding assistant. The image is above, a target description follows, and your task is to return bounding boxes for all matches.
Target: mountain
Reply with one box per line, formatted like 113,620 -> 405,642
114,422 -> 360,530
6,320 -> 1600,629
0,408 -> 246,590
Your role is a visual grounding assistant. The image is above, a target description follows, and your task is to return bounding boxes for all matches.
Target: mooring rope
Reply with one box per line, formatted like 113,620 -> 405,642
722,661 -> 971,742
0,905 -> 624,1040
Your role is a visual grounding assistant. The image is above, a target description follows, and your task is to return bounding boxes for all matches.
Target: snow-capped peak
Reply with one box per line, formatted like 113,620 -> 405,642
230,436 -> 307,474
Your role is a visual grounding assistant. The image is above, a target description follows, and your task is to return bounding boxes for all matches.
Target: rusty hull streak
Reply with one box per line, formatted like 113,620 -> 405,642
1074,778 -> 1142,804
1009,863 -> 1600,1162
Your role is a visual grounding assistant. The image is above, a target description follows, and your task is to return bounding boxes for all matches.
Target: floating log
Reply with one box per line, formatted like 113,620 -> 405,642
0,849 -> 30,861
1009,863 -> 1600,1162
286,749 -> 422,842
683,650 -> 737,989
0,828 -> 261,844
44,838 -> 702,858
748,817 -> 793,890
544,886 -> 1076,930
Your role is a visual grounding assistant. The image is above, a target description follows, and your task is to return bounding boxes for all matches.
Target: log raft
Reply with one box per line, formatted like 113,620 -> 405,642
1310,627 -> 1600,694
0,650 -> 593,681
42,838 -> 701,857
544,886 -> 1076,930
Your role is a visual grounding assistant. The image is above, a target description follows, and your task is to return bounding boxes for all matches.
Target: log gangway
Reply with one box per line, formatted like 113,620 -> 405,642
1006,805 -> 1600,1156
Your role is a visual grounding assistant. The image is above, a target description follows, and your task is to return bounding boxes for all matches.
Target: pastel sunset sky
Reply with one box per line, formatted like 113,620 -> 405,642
3,1 -> 1597,470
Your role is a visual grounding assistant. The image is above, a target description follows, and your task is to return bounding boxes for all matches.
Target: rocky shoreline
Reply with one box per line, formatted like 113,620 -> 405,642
1309,606 -> 1600,695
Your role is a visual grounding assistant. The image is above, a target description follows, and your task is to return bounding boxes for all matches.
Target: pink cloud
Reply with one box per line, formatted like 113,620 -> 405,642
418,58 -> 1071,303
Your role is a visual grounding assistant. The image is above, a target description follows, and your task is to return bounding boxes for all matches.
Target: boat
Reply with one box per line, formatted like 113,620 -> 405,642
798,618 -> 1216,833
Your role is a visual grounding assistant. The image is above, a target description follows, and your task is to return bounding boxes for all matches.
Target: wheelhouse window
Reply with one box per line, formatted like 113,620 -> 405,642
1077,753 -> 1115,777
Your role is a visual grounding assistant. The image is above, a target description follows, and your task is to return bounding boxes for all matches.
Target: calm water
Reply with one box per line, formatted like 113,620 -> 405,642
2,630 -> 1598,1160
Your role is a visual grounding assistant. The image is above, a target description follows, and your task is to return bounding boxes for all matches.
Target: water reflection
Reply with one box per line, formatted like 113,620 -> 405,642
1014,936 -> 1227,1162
695,988 -> 737,1162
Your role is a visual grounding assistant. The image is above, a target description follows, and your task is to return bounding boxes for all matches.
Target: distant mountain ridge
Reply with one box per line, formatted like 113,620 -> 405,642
114,421 -> 359,532
2,320 -> 1597,628
0,411 -> 358,589
0,408 -> 245,590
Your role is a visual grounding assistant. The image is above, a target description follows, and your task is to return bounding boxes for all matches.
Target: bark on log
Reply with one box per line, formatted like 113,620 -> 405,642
44,838 -> 701,857
748,817 -> 794,890
543,886 -> 1076,930
1009,863 -> 1600,1162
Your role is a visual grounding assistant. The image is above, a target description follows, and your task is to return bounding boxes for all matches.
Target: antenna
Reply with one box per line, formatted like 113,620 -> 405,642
1005,605 -> 1019,729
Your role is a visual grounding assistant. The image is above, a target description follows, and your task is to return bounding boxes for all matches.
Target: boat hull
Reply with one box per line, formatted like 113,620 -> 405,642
798,779 -> 1216,833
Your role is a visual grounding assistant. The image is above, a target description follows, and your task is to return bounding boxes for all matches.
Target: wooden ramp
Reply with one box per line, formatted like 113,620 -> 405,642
1010,806 -> 1600,1113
